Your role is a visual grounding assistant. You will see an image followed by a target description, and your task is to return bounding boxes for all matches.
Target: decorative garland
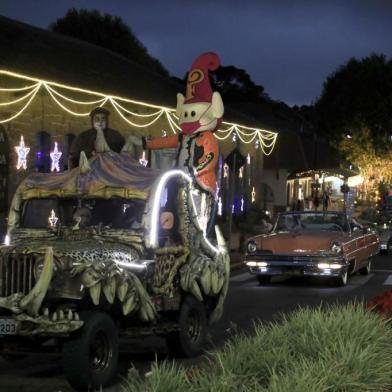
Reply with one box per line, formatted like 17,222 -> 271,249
0,70 -> 278,156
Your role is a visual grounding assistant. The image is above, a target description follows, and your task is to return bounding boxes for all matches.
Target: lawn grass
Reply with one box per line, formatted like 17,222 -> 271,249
122,304 -> 392,392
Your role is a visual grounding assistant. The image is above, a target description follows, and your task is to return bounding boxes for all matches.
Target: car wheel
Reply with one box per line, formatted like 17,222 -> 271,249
333,270 -> 348,287
359,259 -> 372,275
257,275 -> 271,285
62,311 -> 119,391
165,295 -> 207,358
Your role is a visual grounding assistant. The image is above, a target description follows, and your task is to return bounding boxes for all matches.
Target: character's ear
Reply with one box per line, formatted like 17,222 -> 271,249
211,92 -> 224,119
176,93 -> 185,117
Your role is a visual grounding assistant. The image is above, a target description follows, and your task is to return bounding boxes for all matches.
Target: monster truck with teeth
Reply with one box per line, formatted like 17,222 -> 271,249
0,143 -> 230,390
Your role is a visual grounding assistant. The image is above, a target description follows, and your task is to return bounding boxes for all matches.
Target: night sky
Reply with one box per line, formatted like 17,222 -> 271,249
1,0 -> 392,106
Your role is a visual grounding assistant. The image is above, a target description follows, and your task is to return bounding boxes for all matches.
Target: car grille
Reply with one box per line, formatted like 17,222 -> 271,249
0,253 -> 37,297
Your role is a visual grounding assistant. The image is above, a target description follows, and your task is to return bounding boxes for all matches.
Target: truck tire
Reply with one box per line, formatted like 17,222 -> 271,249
166,295 -> 207,358
62,311 -> 119,391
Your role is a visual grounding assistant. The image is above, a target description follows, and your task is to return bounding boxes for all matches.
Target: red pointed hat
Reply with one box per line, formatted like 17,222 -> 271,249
185,52 -> 220,104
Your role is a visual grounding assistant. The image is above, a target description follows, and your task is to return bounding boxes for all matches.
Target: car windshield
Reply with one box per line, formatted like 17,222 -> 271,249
274,212 -> 350,233
21,197 -> 145,229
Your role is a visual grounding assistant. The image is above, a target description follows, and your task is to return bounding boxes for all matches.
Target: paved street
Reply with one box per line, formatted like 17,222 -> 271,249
1,252 -> 391,392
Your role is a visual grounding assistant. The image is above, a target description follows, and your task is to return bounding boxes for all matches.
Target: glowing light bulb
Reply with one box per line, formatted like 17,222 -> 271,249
232,133 -> 237,143
241,197 -> 244,212
255,139 -> 260,150
48,209 -> 58,228
247,153 -> 251,164
50,142 -> 62,172
239,166 -> 244,178
4,234 -> 10,246
139,151 -> 148,166
218,197 -> 223,216
223,163 -> 229,178
15,135 -> 30,170
251,187 -> 256,203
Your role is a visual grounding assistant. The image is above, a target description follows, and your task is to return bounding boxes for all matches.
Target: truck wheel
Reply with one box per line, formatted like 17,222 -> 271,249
62,311 -> 119,391
359,259 -> 371,275
257,275 -> 271,285
166,295 -> 207,358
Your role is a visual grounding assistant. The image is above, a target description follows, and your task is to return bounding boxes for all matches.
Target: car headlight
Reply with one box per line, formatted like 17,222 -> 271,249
247,241 -> 257,253
331,242 -> 343,254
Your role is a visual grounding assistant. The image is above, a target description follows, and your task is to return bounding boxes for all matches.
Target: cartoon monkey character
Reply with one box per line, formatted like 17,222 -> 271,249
144,52 -> 224,195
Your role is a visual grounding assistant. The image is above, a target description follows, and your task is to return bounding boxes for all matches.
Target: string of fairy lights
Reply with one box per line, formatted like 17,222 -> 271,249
2,69 -> 278,213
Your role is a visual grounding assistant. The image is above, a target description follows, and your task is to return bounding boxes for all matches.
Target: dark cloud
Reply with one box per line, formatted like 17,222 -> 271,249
1,0 -> 392,105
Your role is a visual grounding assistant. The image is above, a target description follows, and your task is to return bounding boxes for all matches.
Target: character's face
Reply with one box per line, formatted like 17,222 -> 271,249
92,113 -> 107,132
176,92 -> 224,135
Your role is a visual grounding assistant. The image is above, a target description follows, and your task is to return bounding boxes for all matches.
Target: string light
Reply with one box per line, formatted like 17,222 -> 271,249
251,187 -> 256,203
218,197 -> 223,216
50,141 -> 62,172
239,166 -> 244,178
0,69 -> 278,155
48,209 -> 58,228
15,135 -> 30,170
139,151 -> 148,166
223,163 -> 229,178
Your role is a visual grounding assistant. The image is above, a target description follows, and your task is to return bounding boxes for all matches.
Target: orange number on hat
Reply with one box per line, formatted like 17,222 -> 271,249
186,69 -> 204,100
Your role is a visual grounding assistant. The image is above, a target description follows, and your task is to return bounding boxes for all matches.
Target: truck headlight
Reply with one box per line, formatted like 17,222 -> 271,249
247,241 -> 257,253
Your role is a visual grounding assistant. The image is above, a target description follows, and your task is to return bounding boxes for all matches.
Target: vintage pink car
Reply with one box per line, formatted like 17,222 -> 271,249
245,211 -> 380,286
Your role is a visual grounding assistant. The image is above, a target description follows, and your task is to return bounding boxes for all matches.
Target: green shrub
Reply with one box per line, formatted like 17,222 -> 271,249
123,304 -> 392,392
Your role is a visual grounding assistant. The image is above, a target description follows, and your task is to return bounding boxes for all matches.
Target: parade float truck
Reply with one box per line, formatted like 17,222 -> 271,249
0,147 -> 230,390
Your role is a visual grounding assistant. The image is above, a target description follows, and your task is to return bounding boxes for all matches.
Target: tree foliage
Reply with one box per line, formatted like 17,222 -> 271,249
209,65 -> 267,102
316,54 -> 392,153
49,8 -> 169,77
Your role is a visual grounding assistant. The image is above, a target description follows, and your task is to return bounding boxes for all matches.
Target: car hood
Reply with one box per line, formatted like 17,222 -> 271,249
250,230 -> 346,254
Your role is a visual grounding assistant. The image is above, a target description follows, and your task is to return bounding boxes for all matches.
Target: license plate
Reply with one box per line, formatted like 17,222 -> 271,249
0,319 -> 17,335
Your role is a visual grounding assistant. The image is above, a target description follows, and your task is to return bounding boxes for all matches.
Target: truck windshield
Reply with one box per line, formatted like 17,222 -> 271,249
21,198 -> 145,229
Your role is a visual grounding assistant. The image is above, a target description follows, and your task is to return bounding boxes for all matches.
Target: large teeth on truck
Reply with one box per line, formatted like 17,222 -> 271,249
89,283 -> 101,306
211,269 -> 219,295
43,308 -> 49,317
191,281 -> 203,302
103,277 -> 116,304
139,306 -> 149,322
145,302 -> 156,321
52,312 -> 57,322
74,312 -> 80,321
122,293 -> 137,316
200,266 -> 211,295
117,282 -> 129,302
59,310 -> 64,320
67,310 -> 73,320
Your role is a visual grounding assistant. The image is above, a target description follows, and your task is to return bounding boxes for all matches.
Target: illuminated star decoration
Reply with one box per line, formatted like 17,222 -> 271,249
139,151 -> 148,166
15,135 -> 30,170
50,142 -> 62,172
48,209 -> 58,228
